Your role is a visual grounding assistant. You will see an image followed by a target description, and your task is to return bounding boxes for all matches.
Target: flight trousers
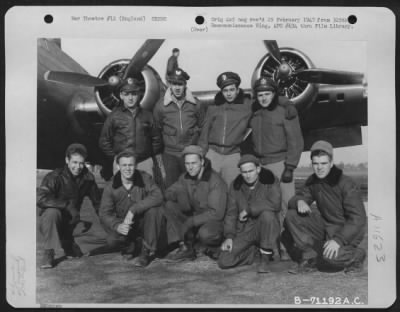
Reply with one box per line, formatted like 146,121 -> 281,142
162,152 -> 186,189
284,209 -> 366,267
262,161 -> 295,228
74,207 -> 163,255
162,200 -> 224,247
39,208 -> 92,255
206,148 -> 240,188
218,210 -> 280,269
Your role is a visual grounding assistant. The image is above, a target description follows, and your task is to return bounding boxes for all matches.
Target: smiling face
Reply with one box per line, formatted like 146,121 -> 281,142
256,90 -> 275,107
170,82 -> 186,100
312,155 -> 333,179
120,91 -> 141,110
65,153 -> 85,177
118,156 -> 136,180
222,84 -> 240,103
239,162 -> 261,185
184,154 -> 204,177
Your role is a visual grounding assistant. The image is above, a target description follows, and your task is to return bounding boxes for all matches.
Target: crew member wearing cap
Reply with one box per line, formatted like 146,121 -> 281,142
37,143 -> 101,269
154,68 -> 206,188
162,145 -> 228,261
199,71 -> 252,187
249,77 -> 304,260
284,140 -> 366,274
99,77 -> 163,180
218,155 -> 281,273
76,150 -> 164,267
165,48 -> 180,80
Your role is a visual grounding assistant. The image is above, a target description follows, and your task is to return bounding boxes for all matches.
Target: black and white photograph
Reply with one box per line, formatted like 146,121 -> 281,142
35,38 -> 369,304
5,6 -> 396,308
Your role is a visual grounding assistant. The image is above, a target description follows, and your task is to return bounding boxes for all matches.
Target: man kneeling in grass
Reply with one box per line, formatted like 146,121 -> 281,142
77,150 -> 164,267
218,154 -> 281,273
284,140 -> 366,274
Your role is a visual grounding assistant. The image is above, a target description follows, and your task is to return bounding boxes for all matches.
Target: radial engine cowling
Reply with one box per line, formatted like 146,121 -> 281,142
251,47 -> 319,112
94,59 -> 165,116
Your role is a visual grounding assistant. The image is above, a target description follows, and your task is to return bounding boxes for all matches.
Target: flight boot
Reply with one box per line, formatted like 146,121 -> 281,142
40,249 -> 55,269
121,241 -> 136,260
131,245 -> 155,267
165,242 -> 196,262
344,248 -> 366,274
288,257 -> 318,274
257,253 -> 271,274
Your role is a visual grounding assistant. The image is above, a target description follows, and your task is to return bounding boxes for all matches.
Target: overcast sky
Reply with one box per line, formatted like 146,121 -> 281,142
61,39 -> 368,166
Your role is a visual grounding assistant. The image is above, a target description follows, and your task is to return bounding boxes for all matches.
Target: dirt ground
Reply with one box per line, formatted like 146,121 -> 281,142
36,170 -> 368,306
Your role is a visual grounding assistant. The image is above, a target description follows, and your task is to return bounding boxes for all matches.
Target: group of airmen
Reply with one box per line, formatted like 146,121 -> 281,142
37,48 -> 367,275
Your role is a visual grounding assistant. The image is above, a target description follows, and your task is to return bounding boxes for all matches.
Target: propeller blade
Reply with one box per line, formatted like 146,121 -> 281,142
293,69 -> 364,85
123,39 -> 165,79
263,40 -> 281,64
44,71 -> 109,87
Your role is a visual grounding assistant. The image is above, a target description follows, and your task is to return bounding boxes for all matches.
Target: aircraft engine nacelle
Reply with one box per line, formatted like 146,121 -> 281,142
94,59 -> 166,116
251,47 -> 318,112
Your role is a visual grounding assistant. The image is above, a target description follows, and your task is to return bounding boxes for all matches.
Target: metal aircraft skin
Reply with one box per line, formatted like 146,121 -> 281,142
37,39 -> 367,170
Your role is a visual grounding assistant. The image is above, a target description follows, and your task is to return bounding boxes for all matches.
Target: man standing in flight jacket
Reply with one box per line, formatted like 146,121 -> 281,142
250,77 -> 304,259
99,78 -> 163,180
199,72 -> 252,187
154,68 -> 206,188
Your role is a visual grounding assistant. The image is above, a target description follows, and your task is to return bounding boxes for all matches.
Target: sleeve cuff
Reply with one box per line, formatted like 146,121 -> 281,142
332,236 -> 345,247
225,233 -> 235,239
284,163 -> 296,170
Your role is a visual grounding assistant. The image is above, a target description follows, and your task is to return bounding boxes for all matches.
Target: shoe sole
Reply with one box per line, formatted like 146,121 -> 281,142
40,264 -> 54,269
288,268 -> 317,274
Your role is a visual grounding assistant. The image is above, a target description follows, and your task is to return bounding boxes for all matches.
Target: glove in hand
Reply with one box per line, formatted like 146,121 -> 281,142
281,167 -> 294,183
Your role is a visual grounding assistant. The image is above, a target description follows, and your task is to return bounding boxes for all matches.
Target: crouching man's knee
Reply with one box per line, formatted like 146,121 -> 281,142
258,210 -> 280,227
197,223 -> 223,246
106,235 -> 125,251
218,251 -> 236,269
40,208 -> 62,222
284,209 -> 299,224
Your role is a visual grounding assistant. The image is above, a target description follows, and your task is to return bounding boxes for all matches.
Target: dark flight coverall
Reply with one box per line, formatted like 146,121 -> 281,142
76,170 -> 164,254
284,165 -> 367,267
218,168 -> 281,268
166,55 -> 179,79
37,166 -> 101,254
162,159 -> 227,248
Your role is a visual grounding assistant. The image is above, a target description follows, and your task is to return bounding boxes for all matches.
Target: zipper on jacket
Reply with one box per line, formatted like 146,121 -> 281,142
222,105 -> 227,153
179,106 -> 183,134
259,112 -> 262,154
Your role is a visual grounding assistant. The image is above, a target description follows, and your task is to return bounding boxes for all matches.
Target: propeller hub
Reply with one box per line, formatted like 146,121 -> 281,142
108,75 -> 120,86
277,63 -> 291,80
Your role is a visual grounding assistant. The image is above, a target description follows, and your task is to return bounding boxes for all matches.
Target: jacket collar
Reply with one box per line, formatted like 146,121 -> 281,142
163,88 -> 197,106
233,167 -> 275,190
306,165 -> 343,187
62,165 -> 92,181
184,158 -> 213,182
112,170 -> 145,189
118,103 -> 142,114
214,89 -> 245,106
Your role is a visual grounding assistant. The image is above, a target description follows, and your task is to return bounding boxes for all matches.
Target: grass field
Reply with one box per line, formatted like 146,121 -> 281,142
36,170 -> 368,306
